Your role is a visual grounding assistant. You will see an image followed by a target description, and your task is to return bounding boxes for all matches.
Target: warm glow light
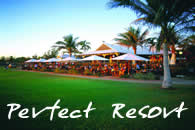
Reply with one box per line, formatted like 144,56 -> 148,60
179,51 -> 183,55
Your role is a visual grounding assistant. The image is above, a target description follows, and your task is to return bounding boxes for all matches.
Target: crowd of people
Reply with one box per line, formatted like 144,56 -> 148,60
22,61 -> 163,76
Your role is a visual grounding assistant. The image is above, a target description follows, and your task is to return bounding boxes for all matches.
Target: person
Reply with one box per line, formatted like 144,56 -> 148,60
5,65 -> 8,70
24,64 -> 28,70
104,65 -> 108,75
119,65 -> 125,76
58,63 -> 61,68
34,64 -> 38,70
30,64 -> 33,70
49,64 -> 52,70
136,64 -> 140,70
143,63 -> 147,72
8,64 -> 12,68
111,66 -> 114,76
115,65 -> 119,76
124,66 -> 128,75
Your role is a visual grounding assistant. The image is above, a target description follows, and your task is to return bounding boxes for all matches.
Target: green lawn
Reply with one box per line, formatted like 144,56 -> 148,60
0,68 -> 195,130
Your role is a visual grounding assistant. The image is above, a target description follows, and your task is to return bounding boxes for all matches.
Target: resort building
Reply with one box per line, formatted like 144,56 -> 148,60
79,43 -> 164,63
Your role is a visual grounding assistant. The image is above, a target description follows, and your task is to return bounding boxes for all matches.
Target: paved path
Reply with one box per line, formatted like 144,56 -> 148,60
22,70 -> 195,85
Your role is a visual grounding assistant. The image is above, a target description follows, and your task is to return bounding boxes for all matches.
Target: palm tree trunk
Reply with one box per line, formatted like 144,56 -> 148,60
68,49 -> 71,57
162,43 -> 172,88
133,46 -> 136,54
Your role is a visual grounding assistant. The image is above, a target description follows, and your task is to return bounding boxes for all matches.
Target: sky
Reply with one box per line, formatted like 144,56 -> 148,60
0,0 -> 157,57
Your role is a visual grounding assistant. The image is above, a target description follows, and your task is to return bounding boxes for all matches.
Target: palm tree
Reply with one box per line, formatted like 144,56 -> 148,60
148,25 -> 183,65
114,26 -> 148,54
108,0 -> 194,88
78,40 -> 91,52
53,34 -> 80,57
180,34 -> 195,49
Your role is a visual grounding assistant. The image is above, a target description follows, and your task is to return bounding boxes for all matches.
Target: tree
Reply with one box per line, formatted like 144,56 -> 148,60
15,57 -> 28,64
32,54 -> 38,59
108,0 -> 194,88
0,56 -> 6,65
78,40 -> 91,52
114,26 -> 148,54
9,56 -> 15,63
148,25 -> 184,65
53,34 -> 80,57
180,34 -> 195,49
0,56 -> 5,61
43,48 -> 59,59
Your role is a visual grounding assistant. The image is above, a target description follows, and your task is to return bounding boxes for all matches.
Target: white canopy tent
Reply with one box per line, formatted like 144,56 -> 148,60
112,53 -> 149,61
25,59 -> 37,63
60,57 -> 78,62
80,55 -> 108,61
44,58 -> 60,62
35,59 -> 46,63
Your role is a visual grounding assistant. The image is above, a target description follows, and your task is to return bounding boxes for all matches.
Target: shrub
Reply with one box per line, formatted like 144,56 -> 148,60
68,69 -> 78,74
54,68 -> 61,73
145,72 -> 156,80
40,68 -> 46,72
120,74 -> 130,78
59,69 -> 67,73
95,72 -> 103,77
133,72 -> 156,80
83,69 -> 92,75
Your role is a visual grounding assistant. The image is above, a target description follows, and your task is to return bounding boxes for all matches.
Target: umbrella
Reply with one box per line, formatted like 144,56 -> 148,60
25,59 -> 37,63
112,53 -> 149,61
44,58 -> 60,62
60,57 -> 78,62
80,55 -> 108,61
35,58 -> 46,63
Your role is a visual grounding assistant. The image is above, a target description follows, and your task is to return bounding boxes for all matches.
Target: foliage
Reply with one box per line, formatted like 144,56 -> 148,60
83,68 -> 92,75
108,0 -> 194,32
32,54 -> 38,59
133,72 -> 156,80
53,34 -> 91,56
0,56 -> 29,67
78,40 -> 91,52
59,69 -> 68,73
114,26 -> 148,54
67,69 -> 78,74
95,72 -> 103,77
43,48 -> 58,59
108,0 -> 194,87
40,67 -> 46,72
54,68 -> 61,73
120,74 -> 130,78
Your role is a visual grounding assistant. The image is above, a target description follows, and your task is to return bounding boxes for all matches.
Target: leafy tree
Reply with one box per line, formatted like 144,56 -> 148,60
0,56 -> 6,65
114,26 -> 148,54
179,34 -> 195,49
108,0 -> 194,88
15,57 -> 28,64
9,56 -> 15,63
32,54 -> 38,59
0,56 -> 5,62
43,48 -> 58,59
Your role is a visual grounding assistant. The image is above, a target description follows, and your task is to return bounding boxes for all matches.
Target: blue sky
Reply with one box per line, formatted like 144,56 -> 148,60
0,0 -> 157,57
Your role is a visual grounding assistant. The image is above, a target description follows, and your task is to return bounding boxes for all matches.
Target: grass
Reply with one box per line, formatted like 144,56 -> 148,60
0,68 -> 195,130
